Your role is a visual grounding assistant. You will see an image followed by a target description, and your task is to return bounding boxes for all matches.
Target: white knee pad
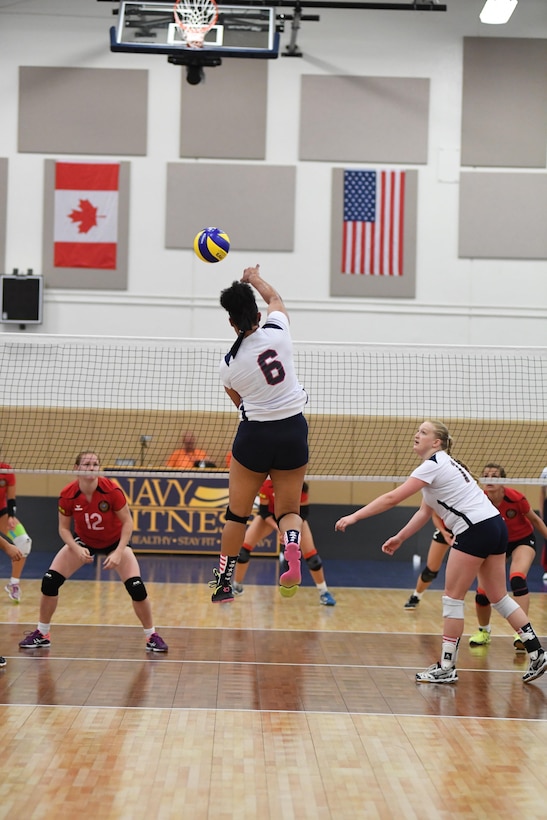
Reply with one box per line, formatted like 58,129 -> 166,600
492,594 -> 519,619
13,534 -> 32,557
442,595 -> 465,619
8,523 -> 32,557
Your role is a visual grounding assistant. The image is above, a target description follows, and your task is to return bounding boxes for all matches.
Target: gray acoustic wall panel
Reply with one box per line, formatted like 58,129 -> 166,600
330,167 -> 418,298
0,160 -> 6,272
42,160 -> 130,288
459,172 -> 547,259
18,67 -> 148,156
461,38 -> 547,168
166,163 -> 295,251
180,61 -> 268,159
299,76 -> 429,164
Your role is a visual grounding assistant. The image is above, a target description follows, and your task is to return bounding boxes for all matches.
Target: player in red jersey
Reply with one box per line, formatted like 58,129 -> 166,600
540,466 -> 547,582
19,451 -> 167,653
469,463 -> 547,651
0,458 -> 32,603
232,479 -> 336,605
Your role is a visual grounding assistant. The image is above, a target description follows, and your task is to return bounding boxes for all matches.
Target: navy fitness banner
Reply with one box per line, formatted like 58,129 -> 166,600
107,472 -> 277,556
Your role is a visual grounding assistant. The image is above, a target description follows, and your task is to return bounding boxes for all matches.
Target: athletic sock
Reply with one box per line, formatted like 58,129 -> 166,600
144,627 -> 155,638
316,582 -> 327,593
518,622 -> 542,654
221,556 -> 237,584
38,622 -> 50,635
441,636 -> 460,669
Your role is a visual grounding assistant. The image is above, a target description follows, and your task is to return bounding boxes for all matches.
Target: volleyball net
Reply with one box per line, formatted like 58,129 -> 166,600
0,334 -> 545,483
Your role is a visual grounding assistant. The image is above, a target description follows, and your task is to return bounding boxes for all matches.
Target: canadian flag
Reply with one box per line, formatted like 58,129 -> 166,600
53,162 -> 119,269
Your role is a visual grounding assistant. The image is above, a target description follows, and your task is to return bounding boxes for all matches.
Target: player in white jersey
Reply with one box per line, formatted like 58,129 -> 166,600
210,264 -> 309,603
335,420 -> 547,685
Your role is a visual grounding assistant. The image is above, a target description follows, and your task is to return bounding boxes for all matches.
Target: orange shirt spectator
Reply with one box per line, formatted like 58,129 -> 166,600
166,432 -> 209,469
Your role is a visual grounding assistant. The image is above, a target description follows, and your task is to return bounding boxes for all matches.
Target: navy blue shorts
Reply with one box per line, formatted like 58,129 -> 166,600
452,515 -> 507,559
232,413 -> 309,472
433,528 -> 452,545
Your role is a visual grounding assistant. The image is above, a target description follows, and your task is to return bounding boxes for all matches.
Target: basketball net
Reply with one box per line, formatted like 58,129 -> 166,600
173,0 -> 219,49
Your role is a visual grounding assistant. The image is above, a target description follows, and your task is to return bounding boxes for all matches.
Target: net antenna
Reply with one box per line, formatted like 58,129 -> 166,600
173,0 -> 219,49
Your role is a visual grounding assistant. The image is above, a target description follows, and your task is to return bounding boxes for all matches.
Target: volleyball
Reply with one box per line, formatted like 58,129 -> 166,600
193,227 -> 230,263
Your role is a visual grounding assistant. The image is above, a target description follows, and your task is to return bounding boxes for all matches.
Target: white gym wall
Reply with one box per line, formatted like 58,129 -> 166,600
0,0 -> 546,345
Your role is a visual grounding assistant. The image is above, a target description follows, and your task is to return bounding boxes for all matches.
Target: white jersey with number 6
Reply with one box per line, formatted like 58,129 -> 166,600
220,311 -> 307,422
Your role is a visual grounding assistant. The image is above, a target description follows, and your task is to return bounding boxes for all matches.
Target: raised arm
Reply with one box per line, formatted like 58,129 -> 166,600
241,265 -> 288,319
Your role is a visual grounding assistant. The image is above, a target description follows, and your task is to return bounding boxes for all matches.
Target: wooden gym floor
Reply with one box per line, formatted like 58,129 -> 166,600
2,556 -> 547,819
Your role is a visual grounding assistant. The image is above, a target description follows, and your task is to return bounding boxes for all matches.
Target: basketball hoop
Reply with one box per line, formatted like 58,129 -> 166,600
173,0 -> 219,49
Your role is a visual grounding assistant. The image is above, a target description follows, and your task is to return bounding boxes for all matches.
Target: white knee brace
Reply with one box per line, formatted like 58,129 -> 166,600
442,595 -> 465,619
492,594 -> 519,619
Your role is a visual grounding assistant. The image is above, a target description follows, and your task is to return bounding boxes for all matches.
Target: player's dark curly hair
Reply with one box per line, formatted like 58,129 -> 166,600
220,281 -> 259,359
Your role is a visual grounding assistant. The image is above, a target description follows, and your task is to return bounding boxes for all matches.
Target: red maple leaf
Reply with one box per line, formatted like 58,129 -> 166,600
68,199 -> 99,234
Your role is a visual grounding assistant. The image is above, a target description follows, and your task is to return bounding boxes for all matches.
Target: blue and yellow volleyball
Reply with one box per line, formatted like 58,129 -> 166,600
193,227 -> 230,263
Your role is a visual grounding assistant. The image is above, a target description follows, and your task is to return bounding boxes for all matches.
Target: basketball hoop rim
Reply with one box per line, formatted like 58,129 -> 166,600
173,0 -> 219,35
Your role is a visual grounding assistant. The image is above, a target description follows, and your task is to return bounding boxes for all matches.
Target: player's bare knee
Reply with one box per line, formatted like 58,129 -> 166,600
41,570 -> 65,597
124,576 -> 148,601
276,512 -> 301,528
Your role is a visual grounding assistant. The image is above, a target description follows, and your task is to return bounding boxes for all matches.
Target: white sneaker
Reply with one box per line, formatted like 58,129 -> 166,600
416,662 -> 458,684
523,651 -> 547,684
4,583 -> 20,603
232,582 -> 244,595
543,572 -> 547,584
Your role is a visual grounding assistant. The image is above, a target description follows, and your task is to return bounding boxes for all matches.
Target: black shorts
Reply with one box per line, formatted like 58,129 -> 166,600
74,535 -> 128,556
506,534 -> 536,559
452,515 -> 507,559
433,528 -> 452,545
232,413 -> 309,473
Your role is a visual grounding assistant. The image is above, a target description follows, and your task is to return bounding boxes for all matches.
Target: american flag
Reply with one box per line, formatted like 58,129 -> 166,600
342,169 -> 405,276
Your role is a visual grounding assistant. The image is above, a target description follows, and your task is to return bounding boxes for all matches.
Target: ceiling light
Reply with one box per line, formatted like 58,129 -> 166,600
480,0 -> 518,25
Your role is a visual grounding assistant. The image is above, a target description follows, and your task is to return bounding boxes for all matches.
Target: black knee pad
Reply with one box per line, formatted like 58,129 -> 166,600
305,552 -> 322,572
41,570 -> 66,597
124,576 -> 148,602
225,506 -> 249,525
510,574 -> 528,598
475,588 -> 491,607
420,565 -> 438,583
237,546 -> 252,565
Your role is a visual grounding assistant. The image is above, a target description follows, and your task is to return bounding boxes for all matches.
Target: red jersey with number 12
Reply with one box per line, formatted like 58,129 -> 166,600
58,476 -> 127,549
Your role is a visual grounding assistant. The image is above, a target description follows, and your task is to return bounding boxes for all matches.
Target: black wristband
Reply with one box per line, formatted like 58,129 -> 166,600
7,499 -> 16,517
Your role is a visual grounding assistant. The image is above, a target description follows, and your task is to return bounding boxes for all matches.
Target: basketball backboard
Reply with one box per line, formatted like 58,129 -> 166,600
111,2 -> 280,59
